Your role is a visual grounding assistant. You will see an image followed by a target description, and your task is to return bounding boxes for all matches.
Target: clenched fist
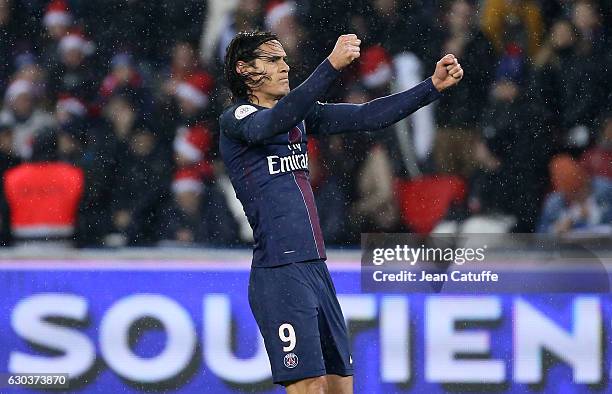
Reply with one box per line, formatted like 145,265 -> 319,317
431,54 -> 464,92
327,34 -> 361,70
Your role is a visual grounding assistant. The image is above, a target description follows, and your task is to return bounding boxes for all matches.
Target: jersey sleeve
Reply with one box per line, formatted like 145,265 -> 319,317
221,105 -> 261,142
223,59 -> 340,145
305,78 -> 442,135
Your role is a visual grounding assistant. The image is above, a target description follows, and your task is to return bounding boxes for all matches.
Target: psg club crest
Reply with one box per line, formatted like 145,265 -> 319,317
283,353 -> 299,369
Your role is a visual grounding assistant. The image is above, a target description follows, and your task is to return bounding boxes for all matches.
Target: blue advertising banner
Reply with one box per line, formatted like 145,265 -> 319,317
0,259 -> 610,393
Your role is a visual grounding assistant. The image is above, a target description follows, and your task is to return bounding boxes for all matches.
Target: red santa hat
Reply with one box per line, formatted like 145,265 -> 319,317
172,167 -> 203,194
59,30 -> 95,56
56,95 -> 87,117
359,45 -> 393,89
4,79 -> 34,103
175,73 -> 213,109
44,0 -> 72,28
265,0 -> 296,29
173,125 -> 212,163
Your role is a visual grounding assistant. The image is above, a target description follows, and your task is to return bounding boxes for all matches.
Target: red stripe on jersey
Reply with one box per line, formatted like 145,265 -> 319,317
293,170 -> 326,259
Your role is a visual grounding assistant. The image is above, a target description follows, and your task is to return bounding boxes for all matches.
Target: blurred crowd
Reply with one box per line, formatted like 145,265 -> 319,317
0,0 -> 610,248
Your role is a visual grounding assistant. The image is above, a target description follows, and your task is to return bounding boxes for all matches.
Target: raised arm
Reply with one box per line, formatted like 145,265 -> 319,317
235,35 -> 361,144
306,54 -> 464,135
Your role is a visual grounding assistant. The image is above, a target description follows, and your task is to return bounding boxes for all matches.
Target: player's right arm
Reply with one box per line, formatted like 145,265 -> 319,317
228,35 -> 361,144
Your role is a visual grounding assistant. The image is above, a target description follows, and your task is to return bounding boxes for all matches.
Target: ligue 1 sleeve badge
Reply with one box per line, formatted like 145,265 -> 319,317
283,352 -> 299,369
234,105 -> 258,120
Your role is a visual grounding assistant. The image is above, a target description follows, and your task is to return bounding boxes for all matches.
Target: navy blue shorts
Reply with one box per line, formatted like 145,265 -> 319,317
248,260 -> 354,385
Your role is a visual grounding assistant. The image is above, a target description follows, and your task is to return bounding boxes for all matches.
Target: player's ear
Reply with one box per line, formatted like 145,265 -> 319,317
236,61 -> 249,76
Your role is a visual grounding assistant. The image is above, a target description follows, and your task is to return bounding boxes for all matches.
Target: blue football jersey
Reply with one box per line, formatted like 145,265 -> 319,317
219,59 -> 441,267
220,105 -> 325,266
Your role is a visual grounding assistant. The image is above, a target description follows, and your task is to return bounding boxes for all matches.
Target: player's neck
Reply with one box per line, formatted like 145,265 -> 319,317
250,92 -> 279,108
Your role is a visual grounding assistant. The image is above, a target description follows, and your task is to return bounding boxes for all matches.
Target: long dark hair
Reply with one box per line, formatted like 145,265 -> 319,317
224,31 -> 279,102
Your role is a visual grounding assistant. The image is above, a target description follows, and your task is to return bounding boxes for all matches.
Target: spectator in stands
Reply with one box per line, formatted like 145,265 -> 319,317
56,95 -> 117,247
174,124 -> 215,182
102,94 -> 137,146
159,167 -> 239,246
581,116 -> 612,180
12,53 -> 47,101
160,168 -> 206,244
159,41 -> 205,104
572,0 -> 606,56
538,154 -> 612,234
0,0 -> 17,94
39,0 -> 73,69
0,118 -> 18,185
433,0 -> 496,178
471,50 -> 549,231
358,45 -> 393,96
3,128 -> 83,245
0,118 -> 19,245
351,144 -> 400,234
481,0 -> 544,59
0,78 -> 55,159
56,94 -> 86,128
107,125 -> 171,246
56,97 -> 86,164
48,29 -> 97,103
173,67 -> 215,121
168,71 -> 217,167
98,52 -> 153,116
99,94 -> 144,214
532,18 -> 604,150
572,0 -> 611,125
56,94 -> 110,178
169,119 -> 218,244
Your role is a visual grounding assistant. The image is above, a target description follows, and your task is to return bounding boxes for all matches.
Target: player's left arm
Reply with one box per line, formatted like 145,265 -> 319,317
306,54 -> 463,135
